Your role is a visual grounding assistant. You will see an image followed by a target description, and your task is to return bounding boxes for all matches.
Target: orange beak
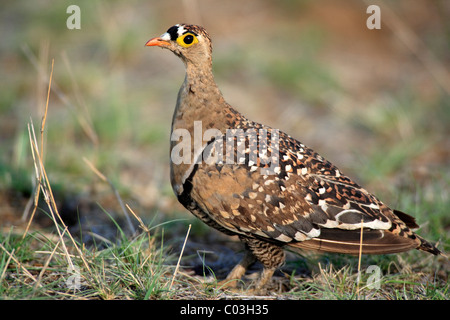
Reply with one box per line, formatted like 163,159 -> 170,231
145,37 -> 170,47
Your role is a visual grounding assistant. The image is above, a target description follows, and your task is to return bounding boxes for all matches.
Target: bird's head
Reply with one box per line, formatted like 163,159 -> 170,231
146,24 -> 212,66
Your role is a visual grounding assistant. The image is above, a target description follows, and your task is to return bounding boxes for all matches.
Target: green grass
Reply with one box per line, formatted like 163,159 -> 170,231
0,211 -> 178,299
284,250 -> 448,300
0,180 -> 447,300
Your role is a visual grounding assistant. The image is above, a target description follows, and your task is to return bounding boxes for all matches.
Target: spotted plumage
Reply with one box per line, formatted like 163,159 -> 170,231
146,24 -> 442,290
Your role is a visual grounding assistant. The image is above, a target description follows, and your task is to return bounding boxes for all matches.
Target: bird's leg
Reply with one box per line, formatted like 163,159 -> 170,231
255,267 -> 277,290
245,238 -> 285,291
218,248 -> 256,289
218,238 -> 285,291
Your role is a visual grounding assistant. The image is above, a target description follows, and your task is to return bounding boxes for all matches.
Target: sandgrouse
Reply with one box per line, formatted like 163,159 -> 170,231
145,24 -> 442,290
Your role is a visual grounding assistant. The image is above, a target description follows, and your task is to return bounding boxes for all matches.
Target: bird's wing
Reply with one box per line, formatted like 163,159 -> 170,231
186,127 -> 420,254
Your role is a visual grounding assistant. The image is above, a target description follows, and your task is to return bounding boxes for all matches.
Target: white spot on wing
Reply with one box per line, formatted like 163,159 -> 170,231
294,232 -> 307,241
319,220 -> 339,228
275,234 -> 292,242
332,210 -> 392,230
363,219 -> 391,230
365,202 -> 380,210
305,228 -> 321,238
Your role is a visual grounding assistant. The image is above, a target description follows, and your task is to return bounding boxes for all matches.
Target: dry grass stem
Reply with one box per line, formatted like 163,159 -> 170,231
33,239 -> 61,291
28,117 -> 75,272
21,58 -> 55,232
356,218 -> 364,298
170,224 -> 191,290
0,243 -> 36,283
24,59 -> 91,276
126,204 -> 156,251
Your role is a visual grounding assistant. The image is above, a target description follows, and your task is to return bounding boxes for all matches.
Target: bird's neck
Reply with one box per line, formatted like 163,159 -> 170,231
185,62 -> 221,97
169,62 -> 249,193
168,64 -> 225,195
172,63 -> 231,133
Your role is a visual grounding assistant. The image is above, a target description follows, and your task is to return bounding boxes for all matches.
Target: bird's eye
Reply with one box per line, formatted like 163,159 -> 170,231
177,33 -> 198,48
184,35 -> 194,44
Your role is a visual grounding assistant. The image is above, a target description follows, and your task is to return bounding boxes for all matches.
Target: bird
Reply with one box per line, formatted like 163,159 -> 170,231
145,24 -> 442,290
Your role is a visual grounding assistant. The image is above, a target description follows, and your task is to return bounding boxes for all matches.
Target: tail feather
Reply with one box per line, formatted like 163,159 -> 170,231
416,235 -> 442,256
289,228 -> 432,255
393,210 -> 420,229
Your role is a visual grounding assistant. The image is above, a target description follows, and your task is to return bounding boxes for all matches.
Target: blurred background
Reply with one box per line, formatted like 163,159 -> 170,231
0,0 -> 449,248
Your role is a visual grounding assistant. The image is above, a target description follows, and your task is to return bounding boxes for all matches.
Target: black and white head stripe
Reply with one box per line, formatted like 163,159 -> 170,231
161,24 -> 198,41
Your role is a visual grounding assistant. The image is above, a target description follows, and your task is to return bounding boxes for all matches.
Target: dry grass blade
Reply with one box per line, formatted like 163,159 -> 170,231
0,246 -> 14,284
126,204 -> 157,270
170,224 -> 191,290
33,239 -> 61,291
24,59 -> 91,275
28,117 -> 75,271
356,218 -> 364,299
0,243 -> 36,283
22,58 -> 55,233
23,121 -> 41,233
126,204 -> 147,231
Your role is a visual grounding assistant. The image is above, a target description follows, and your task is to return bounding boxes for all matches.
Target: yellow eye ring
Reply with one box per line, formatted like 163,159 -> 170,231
176,33 -> 198,48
